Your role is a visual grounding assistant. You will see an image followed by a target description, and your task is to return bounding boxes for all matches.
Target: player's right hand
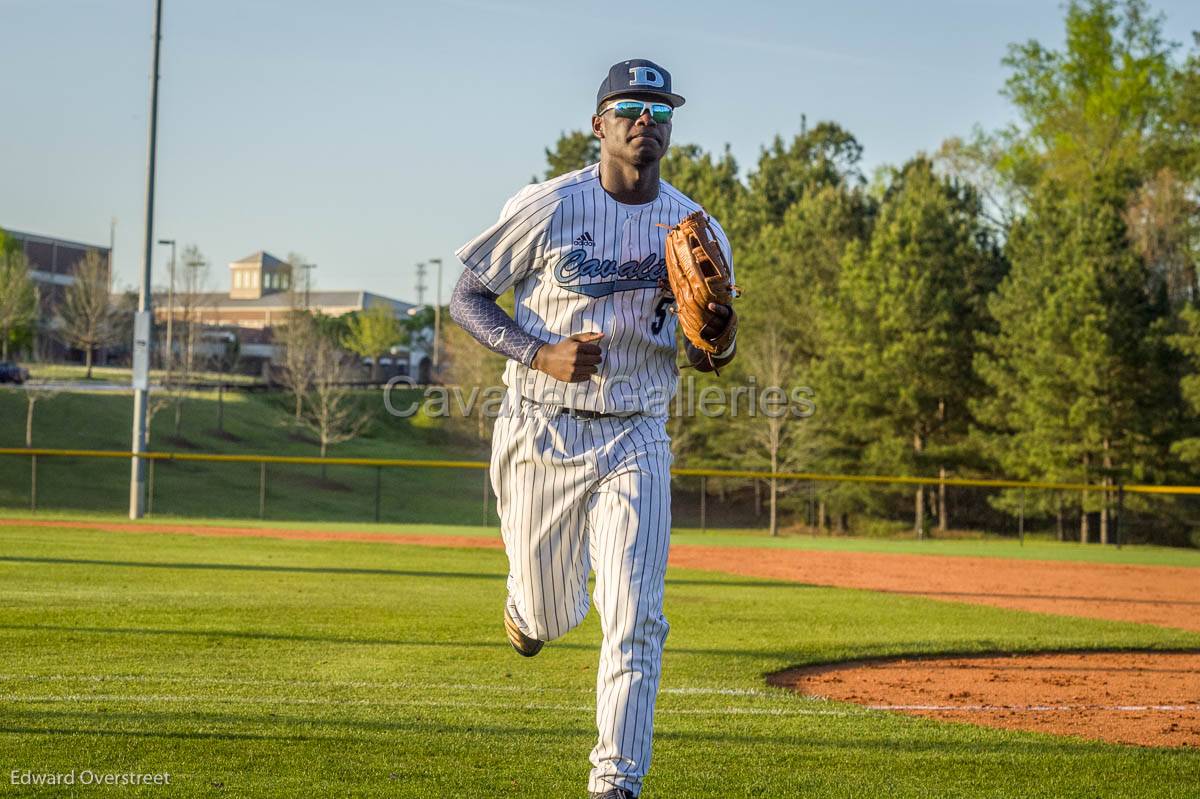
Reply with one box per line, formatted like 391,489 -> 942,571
531,332 -> 604,382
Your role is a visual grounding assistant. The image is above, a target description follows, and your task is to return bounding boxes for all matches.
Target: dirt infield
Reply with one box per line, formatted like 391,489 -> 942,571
669,545 -> 1200,633
0,517 -> 504,552
5,517 -> 1199,747
770,651 -> 1200,748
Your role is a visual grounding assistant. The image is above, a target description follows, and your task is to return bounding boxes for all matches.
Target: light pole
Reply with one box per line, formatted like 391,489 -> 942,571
406,304 -> 432,384
157,238 -> 175,376
130,0 -> 164,520
299,261 -> 317,308
109,217 -> 117,293
430,257 -> 442,375
182,250 -> 206,374
415,261 -> 427,306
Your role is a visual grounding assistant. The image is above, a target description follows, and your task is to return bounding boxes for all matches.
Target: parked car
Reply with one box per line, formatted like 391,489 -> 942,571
0,362 -> 29,384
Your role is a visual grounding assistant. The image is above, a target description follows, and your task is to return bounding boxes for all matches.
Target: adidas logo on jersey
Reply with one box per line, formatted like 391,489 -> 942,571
572,231 -> 595,247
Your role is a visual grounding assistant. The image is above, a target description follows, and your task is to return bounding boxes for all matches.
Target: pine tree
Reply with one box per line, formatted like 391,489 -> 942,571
543,131 -> 599,179
819,158 -> 1004,536
974,176 -> 1172,542
1168,306 -> 1200,467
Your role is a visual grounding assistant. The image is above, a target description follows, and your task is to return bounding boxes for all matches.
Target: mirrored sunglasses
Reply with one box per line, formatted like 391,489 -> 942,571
600,100 -> 674,124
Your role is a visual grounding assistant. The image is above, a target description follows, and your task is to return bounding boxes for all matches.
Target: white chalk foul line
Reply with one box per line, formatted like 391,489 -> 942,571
0,674 -> 768,698
868,704 -> 1200,712
664,687 -> 767,697
8,692 -> 1196,716
3,678 -> 1195,715
0,694 -> 855,717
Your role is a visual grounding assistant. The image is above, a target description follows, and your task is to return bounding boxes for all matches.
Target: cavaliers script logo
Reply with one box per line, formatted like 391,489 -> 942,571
552,248 -> 666,298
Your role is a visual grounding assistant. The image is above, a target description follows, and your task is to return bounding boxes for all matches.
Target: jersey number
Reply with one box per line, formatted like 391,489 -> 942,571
650,297 -> 673,334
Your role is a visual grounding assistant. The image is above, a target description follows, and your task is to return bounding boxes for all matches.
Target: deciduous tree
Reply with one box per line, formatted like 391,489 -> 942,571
343,305 -> 404,382
0,250 -> 38,361
1000,0 -> 1182,188
58,250 -> 117,378
299,335 -> 372,468
277,310 -> 320,421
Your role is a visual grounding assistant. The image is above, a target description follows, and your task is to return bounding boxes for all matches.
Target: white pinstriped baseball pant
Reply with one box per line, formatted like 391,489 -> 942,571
491,396 -> 672,797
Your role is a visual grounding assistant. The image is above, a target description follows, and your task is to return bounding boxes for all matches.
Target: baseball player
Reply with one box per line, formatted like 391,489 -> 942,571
450,58 -> 735,799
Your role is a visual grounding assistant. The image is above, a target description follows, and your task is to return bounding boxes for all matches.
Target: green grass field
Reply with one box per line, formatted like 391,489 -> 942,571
0,387 -> 498,526
1,521 -> 1197,798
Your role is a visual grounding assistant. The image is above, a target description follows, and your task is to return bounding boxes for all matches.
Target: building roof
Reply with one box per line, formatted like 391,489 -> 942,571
148,289 -> 414,313
3,227 -> 111,253
4,227 -> 111,277
230,251 -> 288,269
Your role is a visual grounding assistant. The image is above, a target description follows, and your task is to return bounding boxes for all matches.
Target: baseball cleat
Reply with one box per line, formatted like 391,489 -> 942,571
503,605 -> 543,658
589,789 -> 635,799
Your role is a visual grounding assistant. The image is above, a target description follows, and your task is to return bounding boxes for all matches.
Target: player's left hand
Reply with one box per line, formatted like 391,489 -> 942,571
700,303 -> 734,344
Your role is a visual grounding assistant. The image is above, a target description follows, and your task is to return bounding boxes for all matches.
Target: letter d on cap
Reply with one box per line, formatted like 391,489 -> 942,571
629,67 -> 664,88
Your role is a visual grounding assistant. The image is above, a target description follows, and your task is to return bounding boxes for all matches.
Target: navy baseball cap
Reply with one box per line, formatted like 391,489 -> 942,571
596,59 -> 686,110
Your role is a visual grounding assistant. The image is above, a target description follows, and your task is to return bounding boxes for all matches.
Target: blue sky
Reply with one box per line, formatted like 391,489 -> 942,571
2,0 -> 1196,303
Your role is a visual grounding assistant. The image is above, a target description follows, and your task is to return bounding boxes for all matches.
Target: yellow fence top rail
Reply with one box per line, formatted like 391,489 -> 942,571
4,447 -> 1200,496
0,447 -> 487,470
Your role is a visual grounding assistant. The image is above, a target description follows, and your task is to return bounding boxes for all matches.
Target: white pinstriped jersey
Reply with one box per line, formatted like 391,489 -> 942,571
455,163 -> 733,415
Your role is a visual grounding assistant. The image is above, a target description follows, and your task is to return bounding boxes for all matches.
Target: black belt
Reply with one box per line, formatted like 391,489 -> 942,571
519,396 -> 635,420
558,406 -> 627,420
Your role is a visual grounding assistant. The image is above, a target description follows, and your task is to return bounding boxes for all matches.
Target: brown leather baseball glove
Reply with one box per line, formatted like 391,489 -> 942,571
662,210 -> 739,372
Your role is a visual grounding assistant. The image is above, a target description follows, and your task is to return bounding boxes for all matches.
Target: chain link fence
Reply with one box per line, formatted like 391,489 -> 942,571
3,448 -> 1199,548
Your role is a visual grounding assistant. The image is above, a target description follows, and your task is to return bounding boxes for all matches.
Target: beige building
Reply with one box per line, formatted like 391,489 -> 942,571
229,251 -> 292,300
158,251 -> 412,329
154,251 -> 420,375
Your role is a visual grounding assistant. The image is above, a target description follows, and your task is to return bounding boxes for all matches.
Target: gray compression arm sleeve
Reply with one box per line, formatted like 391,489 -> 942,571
449,270 -> 545,367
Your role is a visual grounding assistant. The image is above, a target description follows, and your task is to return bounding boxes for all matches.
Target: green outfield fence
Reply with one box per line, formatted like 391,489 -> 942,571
2,447 -> 1199,546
